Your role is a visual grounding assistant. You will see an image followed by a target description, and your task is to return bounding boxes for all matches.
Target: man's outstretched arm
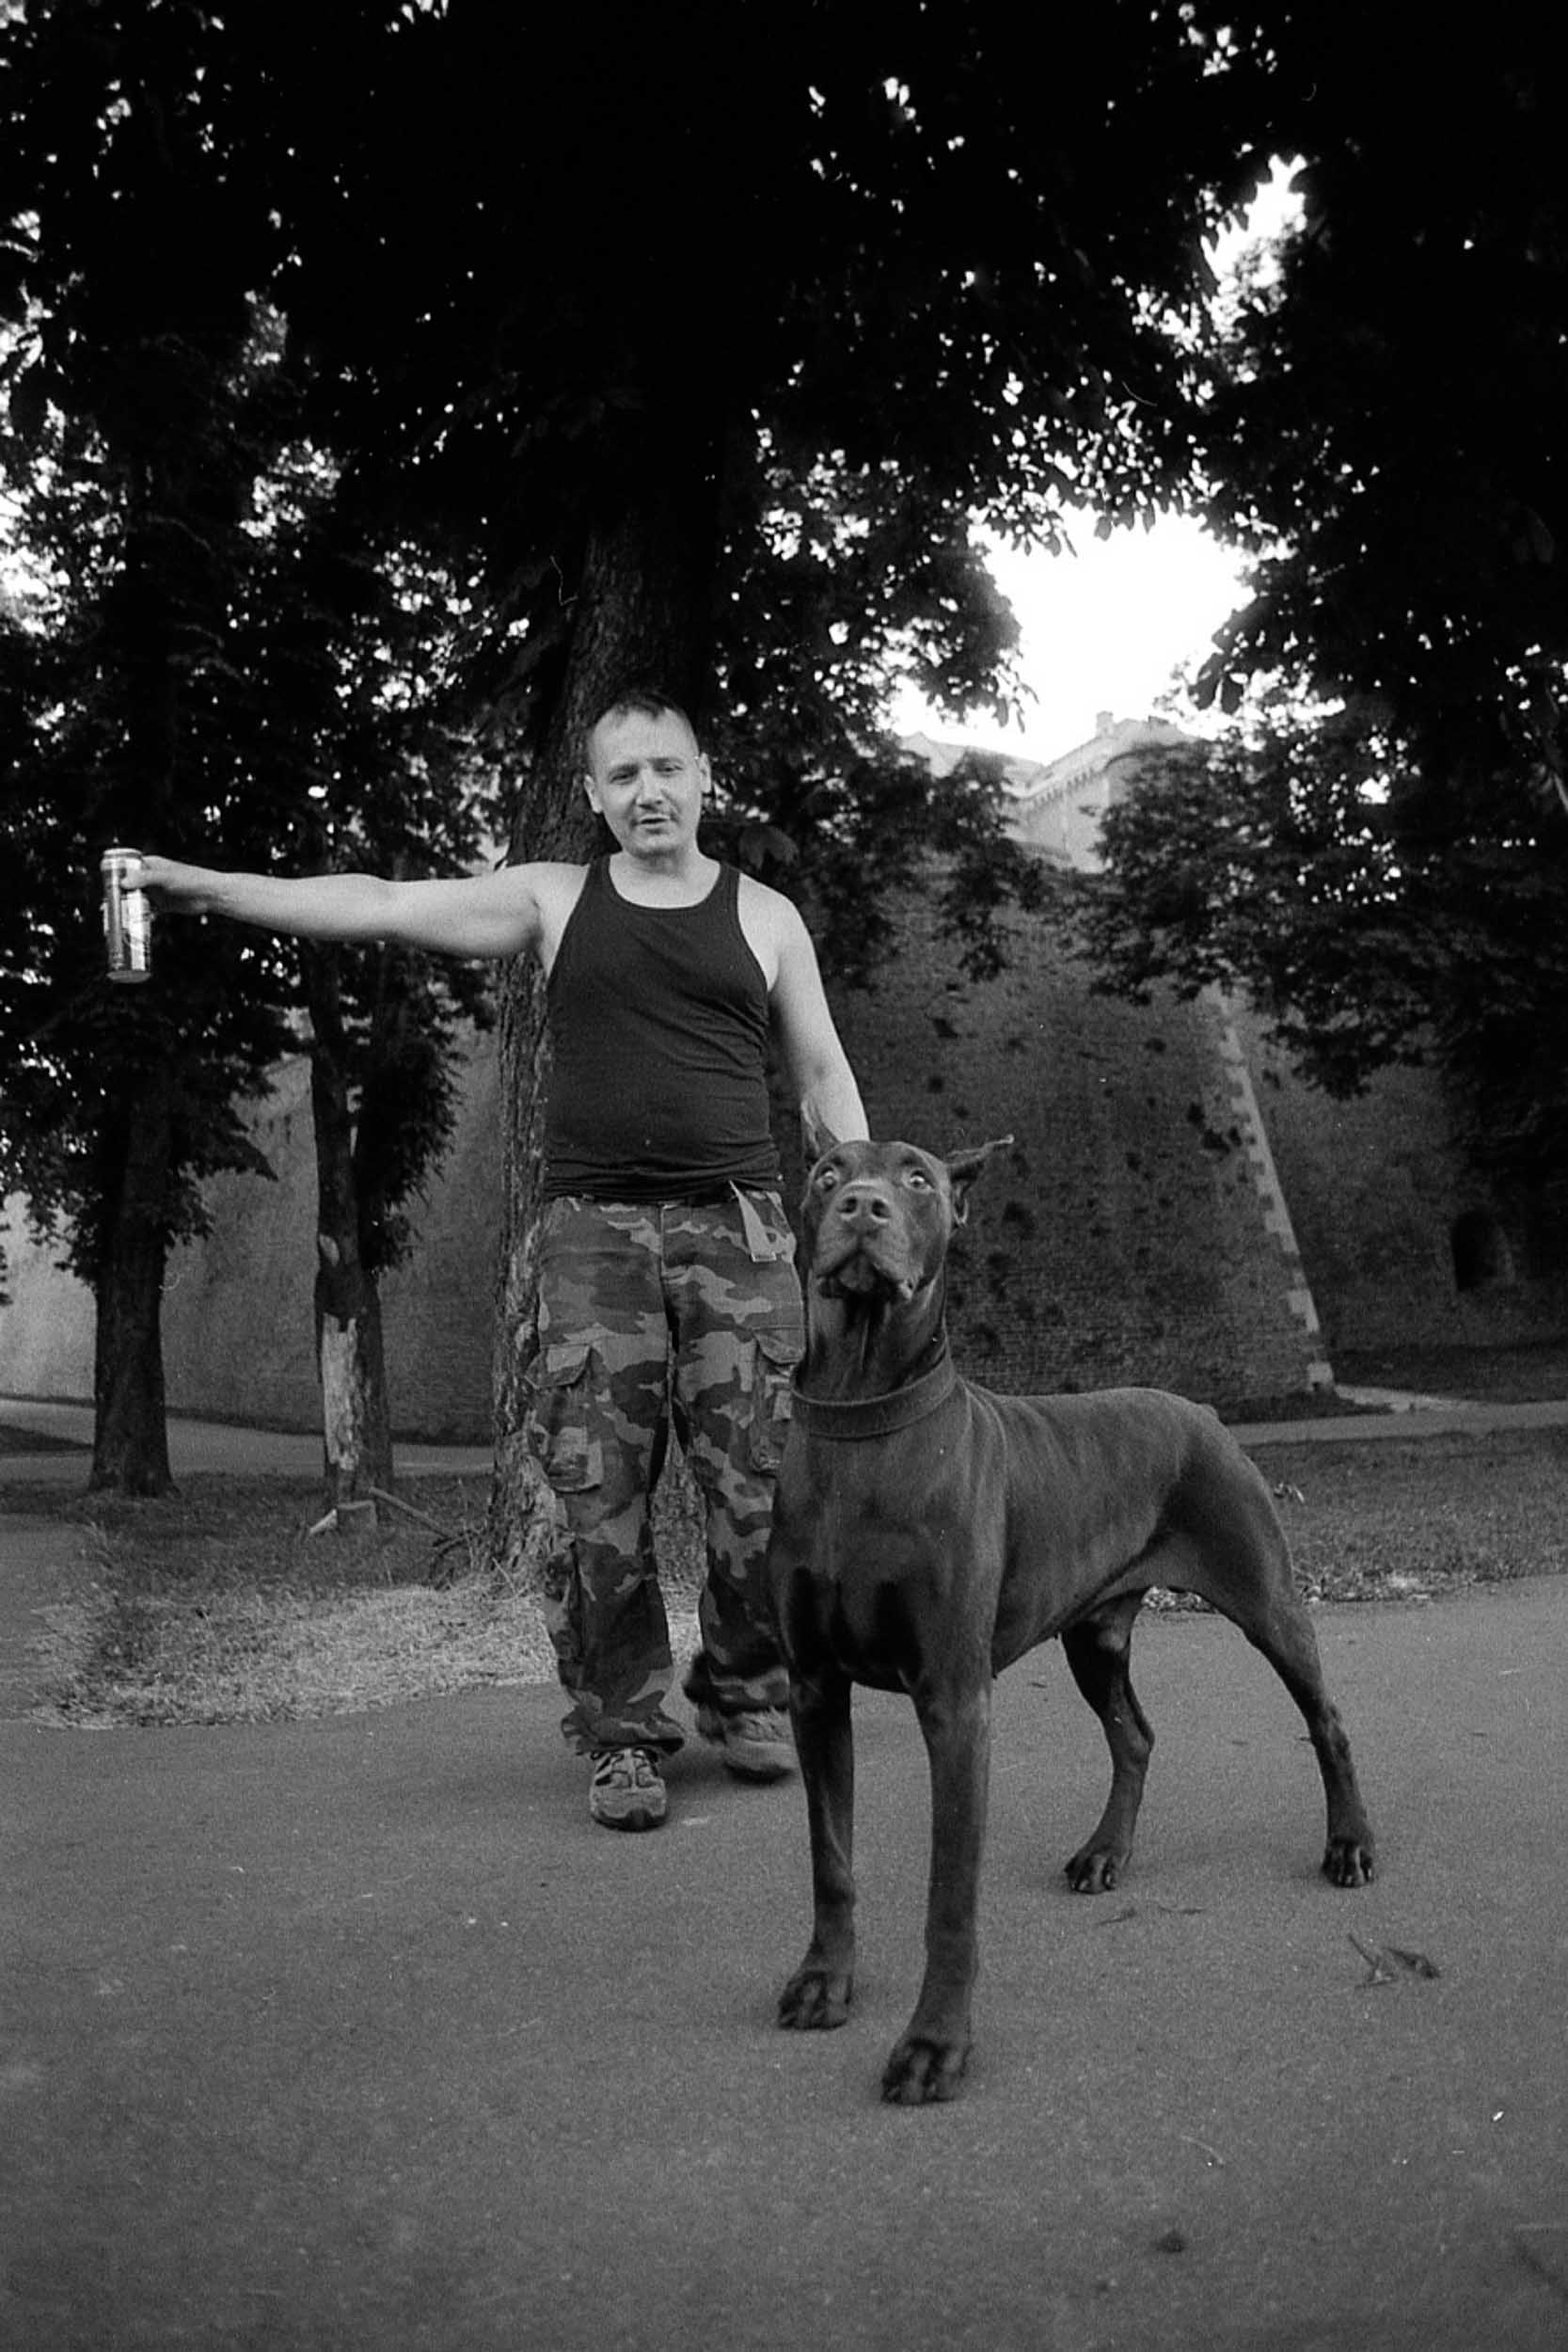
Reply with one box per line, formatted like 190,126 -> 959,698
138,854 -> 557,962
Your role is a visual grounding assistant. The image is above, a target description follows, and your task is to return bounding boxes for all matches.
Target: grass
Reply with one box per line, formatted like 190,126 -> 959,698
12,1416 -> 1567,1730
1330,1336 -> 1568,1405
1239,1424 -> 1568,1601
21,1467 -> 708,1731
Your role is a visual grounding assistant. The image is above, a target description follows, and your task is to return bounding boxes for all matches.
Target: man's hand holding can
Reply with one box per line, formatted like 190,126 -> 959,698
101,847 -> 153,984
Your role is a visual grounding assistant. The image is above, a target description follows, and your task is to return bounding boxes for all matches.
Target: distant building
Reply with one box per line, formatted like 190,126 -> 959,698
905,709 -> 1193,870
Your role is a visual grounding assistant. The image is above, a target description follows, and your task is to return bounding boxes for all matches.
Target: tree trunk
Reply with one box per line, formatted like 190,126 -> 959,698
487,445 -> 721,1577
90,1077 -> 176,1495
303,946 -> 395,1513
87,494 -> 186,1499
314,1233 -> 392,1513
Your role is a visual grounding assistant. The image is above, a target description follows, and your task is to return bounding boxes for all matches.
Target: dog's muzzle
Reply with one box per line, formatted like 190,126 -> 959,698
813,1238 -> 921,1303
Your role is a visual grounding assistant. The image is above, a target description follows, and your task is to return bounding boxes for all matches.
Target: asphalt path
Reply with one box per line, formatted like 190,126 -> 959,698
3,1412 -> 1567,2350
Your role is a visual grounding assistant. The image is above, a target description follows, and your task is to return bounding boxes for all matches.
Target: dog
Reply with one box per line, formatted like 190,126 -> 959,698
765,1134 -> 1375,2105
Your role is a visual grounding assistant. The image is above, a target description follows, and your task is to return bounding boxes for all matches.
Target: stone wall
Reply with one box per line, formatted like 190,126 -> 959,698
7,883 -> 1566,1438
1229,1004 -> 1568,1354
832,893 -> 1323,1410
1,1033 -> 502,1442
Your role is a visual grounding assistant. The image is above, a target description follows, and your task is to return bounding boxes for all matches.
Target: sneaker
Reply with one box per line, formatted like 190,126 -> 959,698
693,1702 -> 796,1783
588,1747 -> 668,1831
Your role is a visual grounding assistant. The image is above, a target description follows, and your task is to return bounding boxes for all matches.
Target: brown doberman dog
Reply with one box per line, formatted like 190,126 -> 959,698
766,1134 -> 1375,2105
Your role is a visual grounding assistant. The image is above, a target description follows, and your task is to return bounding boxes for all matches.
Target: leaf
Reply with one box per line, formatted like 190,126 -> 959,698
736,819 -> 799,871
8,363 -> 50,444
1350,1934 -> 1441,1985
1519,507 -> 1556,565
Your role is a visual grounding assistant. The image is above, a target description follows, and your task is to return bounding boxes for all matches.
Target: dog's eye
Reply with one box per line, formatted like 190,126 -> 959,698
903,1168 -> 932,1189
815,1166 -> 841,1192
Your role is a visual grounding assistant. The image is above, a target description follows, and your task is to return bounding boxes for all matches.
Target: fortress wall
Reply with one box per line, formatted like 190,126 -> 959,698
8,890 -> 1564,1442
1229,1005 -> 1568,1353
832,893 -> 1321,1409
1,1037 -> 502,1442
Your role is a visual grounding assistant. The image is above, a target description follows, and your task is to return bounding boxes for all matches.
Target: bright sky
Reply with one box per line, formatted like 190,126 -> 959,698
887,516 -> 1249,763
888,167 -> 1302,766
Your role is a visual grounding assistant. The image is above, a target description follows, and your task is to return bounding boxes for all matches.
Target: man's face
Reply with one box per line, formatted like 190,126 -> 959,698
584,705 -> 710,856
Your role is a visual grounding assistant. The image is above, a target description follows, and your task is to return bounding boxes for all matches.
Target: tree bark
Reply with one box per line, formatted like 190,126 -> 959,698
314,1231 -> 392,1512
486,445 -> 721,1577
90,1075 -> 176,1495
303,946 -> 395,1513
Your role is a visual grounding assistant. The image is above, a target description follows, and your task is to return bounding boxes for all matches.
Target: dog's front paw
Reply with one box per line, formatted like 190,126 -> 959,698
881,2027 -> 972,2106
1064,1840 -> 1130,1894
1323,1835 -> 1375,1888
778,1958 -> 853,2032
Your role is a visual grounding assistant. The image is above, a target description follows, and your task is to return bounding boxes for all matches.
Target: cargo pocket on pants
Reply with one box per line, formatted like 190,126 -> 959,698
523,1341 -> 605,1494
748,1326 -> 804,1473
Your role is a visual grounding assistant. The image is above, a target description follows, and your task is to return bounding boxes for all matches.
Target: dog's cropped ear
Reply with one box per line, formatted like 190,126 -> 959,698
801,1108 -> 841,1168
945,1136 -> 1015,1224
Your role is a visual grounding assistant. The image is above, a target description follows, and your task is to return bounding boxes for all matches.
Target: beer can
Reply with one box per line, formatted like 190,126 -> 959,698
102,847 -> 153,984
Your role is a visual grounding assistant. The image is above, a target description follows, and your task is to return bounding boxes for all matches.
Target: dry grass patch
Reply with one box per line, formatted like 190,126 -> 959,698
41,1571 -> 558,1727
28,1468 -> 707,1730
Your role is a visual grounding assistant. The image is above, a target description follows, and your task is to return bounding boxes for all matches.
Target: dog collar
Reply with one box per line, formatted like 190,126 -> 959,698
790,1351 -> 959,1440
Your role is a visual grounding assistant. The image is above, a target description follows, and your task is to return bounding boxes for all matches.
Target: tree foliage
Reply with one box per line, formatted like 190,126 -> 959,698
1071,12 -> 1568,1259
0,328 -> 297,1283
3,0 -> 1329,1497
1194,14 -> 1568,807
1077,713 -> 1568,1222
0,350 -> 498,1472
216,453 -> 497,1275
0,6 -> 500,1486
3,0 -> 1297,993
265,1 -> 1282,711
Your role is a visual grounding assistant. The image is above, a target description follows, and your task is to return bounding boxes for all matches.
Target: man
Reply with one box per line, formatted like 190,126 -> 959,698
140,686 -> 868,1830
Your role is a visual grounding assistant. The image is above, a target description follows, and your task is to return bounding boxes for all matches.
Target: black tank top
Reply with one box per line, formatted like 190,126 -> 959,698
543,858 -> 782,1200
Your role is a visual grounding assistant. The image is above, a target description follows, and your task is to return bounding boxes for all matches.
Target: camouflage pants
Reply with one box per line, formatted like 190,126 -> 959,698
522,1188 -> 804,1755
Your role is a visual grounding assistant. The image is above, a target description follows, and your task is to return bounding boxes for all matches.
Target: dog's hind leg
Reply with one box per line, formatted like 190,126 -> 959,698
778,1667 -> 858,2032
1060,1596 -> 1153,1893
1167,1462 -> 1375,1888
1233,1591 -> 1375,1887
